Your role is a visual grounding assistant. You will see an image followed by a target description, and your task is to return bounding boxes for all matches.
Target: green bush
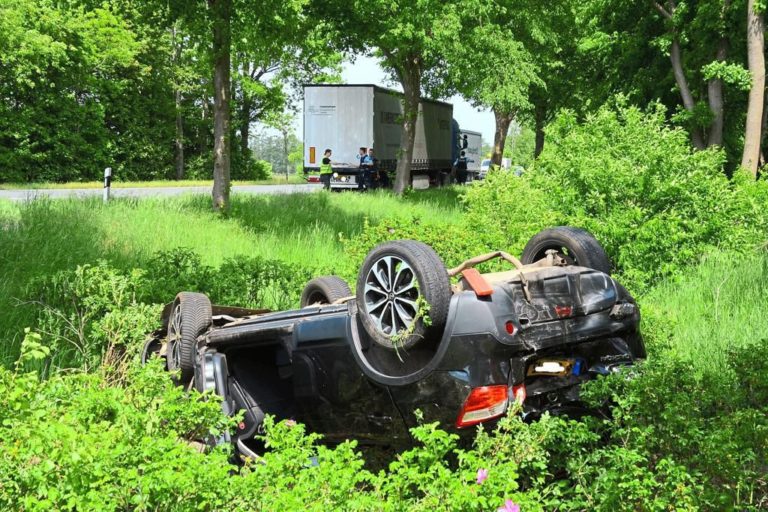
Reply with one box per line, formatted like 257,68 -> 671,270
22,250 -> 315,369
0,335 -> 557,511
577,342 -> 768,510
463,103 -> 768,292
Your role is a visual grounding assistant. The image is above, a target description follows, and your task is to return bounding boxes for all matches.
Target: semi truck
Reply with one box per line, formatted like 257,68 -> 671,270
303,84 -> 477,190
454,128 -> 482,180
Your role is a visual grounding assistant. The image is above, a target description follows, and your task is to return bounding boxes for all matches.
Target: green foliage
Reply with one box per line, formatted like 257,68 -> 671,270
463,102 -> 768,291
0,0 -> 145,182
23,249 -> 314,370
0,357 -> 238,511
577,342 -> 768,510
340,216 -> 492,280
504,127 -> 536,168
641,249 -> 768,374
701,61 -> 752,91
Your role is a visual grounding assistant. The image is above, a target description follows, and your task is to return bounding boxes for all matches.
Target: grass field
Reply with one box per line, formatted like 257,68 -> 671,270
1,187 -> 764,374
0,176 -> 307,189
641,250 -> 768,376
0,189 -> 465,361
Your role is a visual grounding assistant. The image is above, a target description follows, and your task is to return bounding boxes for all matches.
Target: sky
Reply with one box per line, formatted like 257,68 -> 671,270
288,55 -> 497,145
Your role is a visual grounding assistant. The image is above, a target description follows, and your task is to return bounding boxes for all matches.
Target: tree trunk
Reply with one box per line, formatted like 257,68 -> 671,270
240,93 -> 251,161
210,0 -> 232,211
393,59 -> 421,195
759,82 -> 768,166
171,26 -> 184,180
491,109 -> 513,167
283,128 -> 289,181
741,0 -> 765,176
670,38 -> 707,149
200,96 -> 209,153
175,88 -> 185,180
534,104 -> 546,158
707,37 -> 728,147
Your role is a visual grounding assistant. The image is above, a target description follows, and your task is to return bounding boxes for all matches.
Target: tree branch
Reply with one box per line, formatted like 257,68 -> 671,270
652,1 -> 673,20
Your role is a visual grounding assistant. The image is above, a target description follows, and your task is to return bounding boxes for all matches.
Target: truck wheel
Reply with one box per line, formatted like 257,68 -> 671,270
300,276 -> 352,307
166,292 -> 212,383
356,240 -> 451,350
521,226 -> 611,274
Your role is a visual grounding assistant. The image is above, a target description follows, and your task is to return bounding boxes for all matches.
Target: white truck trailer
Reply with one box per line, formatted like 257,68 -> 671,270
456,129 -> 482,180
303,84 -> 454,189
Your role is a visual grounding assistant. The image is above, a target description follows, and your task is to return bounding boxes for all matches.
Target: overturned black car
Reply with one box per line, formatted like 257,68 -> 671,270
143,227 -> 644,458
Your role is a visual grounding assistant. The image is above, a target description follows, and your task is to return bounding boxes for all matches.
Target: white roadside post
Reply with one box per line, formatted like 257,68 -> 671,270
103,167 -> 112,203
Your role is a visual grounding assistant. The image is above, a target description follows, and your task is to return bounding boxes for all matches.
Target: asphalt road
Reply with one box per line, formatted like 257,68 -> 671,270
0,183 -> 322,201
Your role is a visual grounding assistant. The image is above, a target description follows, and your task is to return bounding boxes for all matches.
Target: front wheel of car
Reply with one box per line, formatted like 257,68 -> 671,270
166,292 -> 212,383
521,226 -> 612,274
356,240 -> 451,350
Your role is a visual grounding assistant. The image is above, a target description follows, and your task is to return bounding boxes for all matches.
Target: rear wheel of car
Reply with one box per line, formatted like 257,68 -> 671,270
521,226 -> 611,274
300,276 -> 352,307
166,292 -> 212,383
356,240 -> 451,350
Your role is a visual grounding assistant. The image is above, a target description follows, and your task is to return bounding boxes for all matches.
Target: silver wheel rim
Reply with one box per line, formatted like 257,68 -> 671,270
363,256 -> 420,336
168,303 -> 183,368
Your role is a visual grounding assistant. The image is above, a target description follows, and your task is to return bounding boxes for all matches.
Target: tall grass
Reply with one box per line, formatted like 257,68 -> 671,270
641,249 -> 768,376
0,190 -> 464,363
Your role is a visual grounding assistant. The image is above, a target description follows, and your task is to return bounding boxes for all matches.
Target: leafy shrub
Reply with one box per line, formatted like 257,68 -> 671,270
24,261 -> 152,371
577,341 -> 768,510
0,337 -> 557,511
23,249 -> 315,369
463,103 -> 768,292
0,343 -> 238,511
210,255 -> 312,311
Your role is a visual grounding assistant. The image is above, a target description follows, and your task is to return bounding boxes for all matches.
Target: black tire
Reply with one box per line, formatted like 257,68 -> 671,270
141,336 -> 164,366
300,276 -> 352,307
521,226 -> 611,274
356,240 -> 451,350
166,292 -> 212,383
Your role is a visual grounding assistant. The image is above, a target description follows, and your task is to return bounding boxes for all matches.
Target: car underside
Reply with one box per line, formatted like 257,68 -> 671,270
143,227 -> 645,459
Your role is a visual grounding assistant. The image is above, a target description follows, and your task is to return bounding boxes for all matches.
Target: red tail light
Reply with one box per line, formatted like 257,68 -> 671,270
555,305 -> 573,318
456,385 -> 509,428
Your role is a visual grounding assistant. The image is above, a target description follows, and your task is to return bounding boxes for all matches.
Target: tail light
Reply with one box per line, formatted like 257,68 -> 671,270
456,385 -> 509,428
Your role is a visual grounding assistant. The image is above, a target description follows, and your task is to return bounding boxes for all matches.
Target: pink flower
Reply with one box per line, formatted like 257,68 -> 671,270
497,499 -> 520,512
476,468 -> 489,484
284,419 -> 297,427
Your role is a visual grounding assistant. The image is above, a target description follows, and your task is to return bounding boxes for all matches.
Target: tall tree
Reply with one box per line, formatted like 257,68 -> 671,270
231,7 -> 340,171
576,0 -> 750,161
209,0 -> 231,211
741,0 -> 764,174
317,0 -> 468,194
439,21 -> 541,167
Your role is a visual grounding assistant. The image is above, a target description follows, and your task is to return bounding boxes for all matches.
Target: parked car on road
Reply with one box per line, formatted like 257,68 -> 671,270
143,227 -> 644,459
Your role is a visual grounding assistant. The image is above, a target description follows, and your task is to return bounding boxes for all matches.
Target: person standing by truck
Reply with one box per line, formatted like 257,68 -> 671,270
357,147 -> 370,191
367,148 -> 385,188
320,149 -> 333,190
454,151 -> 469,185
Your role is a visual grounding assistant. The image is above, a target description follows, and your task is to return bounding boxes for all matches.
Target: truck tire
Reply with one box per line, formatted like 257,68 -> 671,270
356,240 -> 451,350
166,292 -> 212,383
521,226 -> 612,274
300,276 -> 352,307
